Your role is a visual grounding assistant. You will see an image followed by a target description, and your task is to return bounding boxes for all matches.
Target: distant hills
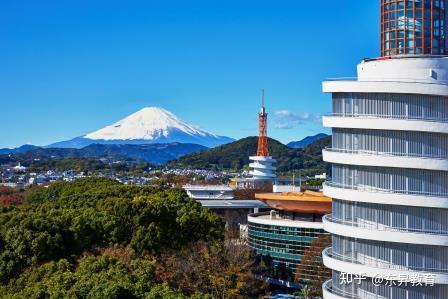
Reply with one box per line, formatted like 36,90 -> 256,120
287,133 -> 329,149
1,131 -> 332,175
0,145 -> 40,155
169,136 -> 331,176
49,107 -> 234,148
1,143 -> 206,165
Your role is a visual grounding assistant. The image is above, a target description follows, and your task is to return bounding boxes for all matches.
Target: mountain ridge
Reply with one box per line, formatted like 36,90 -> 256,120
287,133 -> 329,149
48,107 -> 234,148
0,145 -> 40,155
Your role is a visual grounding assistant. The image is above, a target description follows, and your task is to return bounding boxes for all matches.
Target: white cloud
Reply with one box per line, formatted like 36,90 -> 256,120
272,109 -> 321,129
275,110 -> 294,117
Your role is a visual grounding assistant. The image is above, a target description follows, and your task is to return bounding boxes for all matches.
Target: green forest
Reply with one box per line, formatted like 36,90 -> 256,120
0,179 -> 263,298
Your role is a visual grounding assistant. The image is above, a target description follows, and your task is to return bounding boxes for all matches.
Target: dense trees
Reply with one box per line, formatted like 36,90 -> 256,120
155,240 -> 264,299
0,186 -> 25,205
1,255 -> 155,298
0,178 -> 234,298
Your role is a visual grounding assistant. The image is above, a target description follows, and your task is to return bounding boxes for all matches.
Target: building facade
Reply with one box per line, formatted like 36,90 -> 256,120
381,0 -> 447,56
247,191 -> 331,284
321,1 -> 448,298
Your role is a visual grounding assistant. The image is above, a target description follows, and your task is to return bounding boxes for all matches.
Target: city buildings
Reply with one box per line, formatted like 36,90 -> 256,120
247,191 -> 331,286
321,1 -> 448,298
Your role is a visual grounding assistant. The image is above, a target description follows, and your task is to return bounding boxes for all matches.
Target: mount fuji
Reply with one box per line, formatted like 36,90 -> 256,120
49,107 -> 234,148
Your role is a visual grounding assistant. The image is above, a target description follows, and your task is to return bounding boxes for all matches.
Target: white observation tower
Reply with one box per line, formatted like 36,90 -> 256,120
249,90 -> 277,181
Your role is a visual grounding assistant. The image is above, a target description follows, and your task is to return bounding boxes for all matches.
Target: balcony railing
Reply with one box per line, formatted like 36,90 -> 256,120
324,247 -> 448,274
323,214 -> 448,236
324,76 -> 448,85
325,113 -> 448,123
324,181 -> 448,199
324,147 -> 448,161
323,280 -> 361,299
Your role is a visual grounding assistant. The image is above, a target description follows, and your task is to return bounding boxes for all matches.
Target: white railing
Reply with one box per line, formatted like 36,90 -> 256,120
323,280 -> 361,299
324,77 -> 448,85
183,184 -> 232,191
324,247 -> 448,274
324,181 -> 448,199
187,194 -> 234,200
325,113 -> 448,123
323,214 -> 448,236
324,147 -> 448,161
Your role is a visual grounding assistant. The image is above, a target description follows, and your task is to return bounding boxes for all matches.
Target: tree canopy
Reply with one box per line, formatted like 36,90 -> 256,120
0,178 -> 231,298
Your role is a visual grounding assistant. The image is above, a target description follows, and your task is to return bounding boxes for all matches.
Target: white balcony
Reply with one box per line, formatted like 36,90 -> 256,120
248,162 -> 276,170
322,79 -> 448,97
323,114 -> 448,134
322,247 -> 448,284
323,182 -> 448,208
323,214 -> 448,246
322,280 -> 357,299
323,148 -> 448,171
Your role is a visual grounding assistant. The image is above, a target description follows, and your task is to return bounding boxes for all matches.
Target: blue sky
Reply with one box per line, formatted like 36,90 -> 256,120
1,1 -> 379,148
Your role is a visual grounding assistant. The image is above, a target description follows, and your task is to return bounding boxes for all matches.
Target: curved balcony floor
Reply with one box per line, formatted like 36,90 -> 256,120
324,277 -> 448,299
323,248 -> 448,285
322,149 -> 448,171
323,214 -> 448,246
248,213 -> 324,229
322,80 -> 448,97
323,115 -> 448,134
249,156 -> 277,163
248,163 -> 276,170
323,182 -> 448,208
322,280 -> 354,299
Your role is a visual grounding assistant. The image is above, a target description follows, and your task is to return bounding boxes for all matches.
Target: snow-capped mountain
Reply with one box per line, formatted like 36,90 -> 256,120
49,107 -> 234,148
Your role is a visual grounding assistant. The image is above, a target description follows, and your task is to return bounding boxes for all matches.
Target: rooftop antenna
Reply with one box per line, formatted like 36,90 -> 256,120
262,88 -> 265,109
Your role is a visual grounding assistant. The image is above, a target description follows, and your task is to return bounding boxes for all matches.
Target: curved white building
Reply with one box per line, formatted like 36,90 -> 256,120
249,155 -> 277,180
322,55 -> 448,299
322,1 -> 448,297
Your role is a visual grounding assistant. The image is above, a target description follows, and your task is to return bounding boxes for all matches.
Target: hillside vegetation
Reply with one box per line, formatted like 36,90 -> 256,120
0,143 -> 206,166
169,136 -> 331,176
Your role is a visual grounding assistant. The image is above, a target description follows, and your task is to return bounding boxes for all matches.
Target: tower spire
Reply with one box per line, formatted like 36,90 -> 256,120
257,89 -> 269,157
262,88 -> 265,110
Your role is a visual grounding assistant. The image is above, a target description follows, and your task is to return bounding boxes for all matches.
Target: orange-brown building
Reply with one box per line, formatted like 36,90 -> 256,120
255,190 -> 331,215
247,190 -> 331,284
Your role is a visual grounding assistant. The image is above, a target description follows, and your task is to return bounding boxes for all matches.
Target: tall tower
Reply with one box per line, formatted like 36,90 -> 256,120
257,89 -> 269,156
249,90 -> 277,181
322,1 -> 448,298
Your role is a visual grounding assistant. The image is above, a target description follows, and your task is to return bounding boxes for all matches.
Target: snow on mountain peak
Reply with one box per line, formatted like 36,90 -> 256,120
84,106 -> 216,141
